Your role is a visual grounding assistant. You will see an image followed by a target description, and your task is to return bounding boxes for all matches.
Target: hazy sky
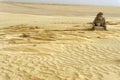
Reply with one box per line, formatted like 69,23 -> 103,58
1,0 -> 120,6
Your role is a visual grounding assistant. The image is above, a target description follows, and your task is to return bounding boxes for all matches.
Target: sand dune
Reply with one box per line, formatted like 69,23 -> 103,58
0,2 -> 120,17
0,2 -> 120,80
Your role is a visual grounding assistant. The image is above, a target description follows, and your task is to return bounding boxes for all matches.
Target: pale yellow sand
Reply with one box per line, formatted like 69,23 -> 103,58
0,2 -> 120,80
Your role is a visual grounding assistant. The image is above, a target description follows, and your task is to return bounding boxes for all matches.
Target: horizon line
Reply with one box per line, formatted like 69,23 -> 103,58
1,1 -> 120,7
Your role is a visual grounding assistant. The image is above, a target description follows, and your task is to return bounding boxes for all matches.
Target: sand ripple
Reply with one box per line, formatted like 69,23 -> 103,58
0,23 -> 120,80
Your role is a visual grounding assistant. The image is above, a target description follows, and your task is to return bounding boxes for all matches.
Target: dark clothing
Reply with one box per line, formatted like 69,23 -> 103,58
93,16 -> 106,27
92,16 -> 107,30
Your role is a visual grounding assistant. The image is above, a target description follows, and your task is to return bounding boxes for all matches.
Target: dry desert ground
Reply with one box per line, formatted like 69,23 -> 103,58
0,2 -> 120,80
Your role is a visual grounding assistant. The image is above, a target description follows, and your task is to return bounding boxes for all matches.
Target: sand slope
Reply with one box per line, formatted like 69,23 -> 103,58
0,2 -> 120,17
0,2 -> 120,80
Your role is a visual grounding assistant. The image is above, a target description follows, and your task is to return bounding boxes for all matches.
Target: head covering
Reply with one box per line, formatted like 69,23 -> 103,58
97,12 -> 103,16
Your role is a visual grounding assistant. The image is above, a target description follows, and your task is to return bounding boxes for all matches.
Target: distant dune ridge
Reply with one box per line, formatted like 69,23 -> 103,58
0,2 -> 120,17
0,2 -> 120,80
1,0 -> 120,7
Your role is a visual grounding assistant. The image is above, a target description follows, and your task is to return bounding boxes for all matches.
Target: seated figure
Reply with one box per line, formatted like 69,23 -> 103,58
92,12 -> 107,30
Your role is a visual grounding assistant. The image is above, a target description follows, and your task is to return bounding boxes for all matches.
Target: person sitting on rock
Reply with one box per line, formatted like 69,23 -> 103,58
92,12 -> 107,30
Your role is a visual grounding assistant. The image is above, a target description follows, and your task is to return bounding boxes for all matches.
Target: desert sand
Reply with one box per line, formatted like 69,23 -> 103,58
0,2 -> 120,80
